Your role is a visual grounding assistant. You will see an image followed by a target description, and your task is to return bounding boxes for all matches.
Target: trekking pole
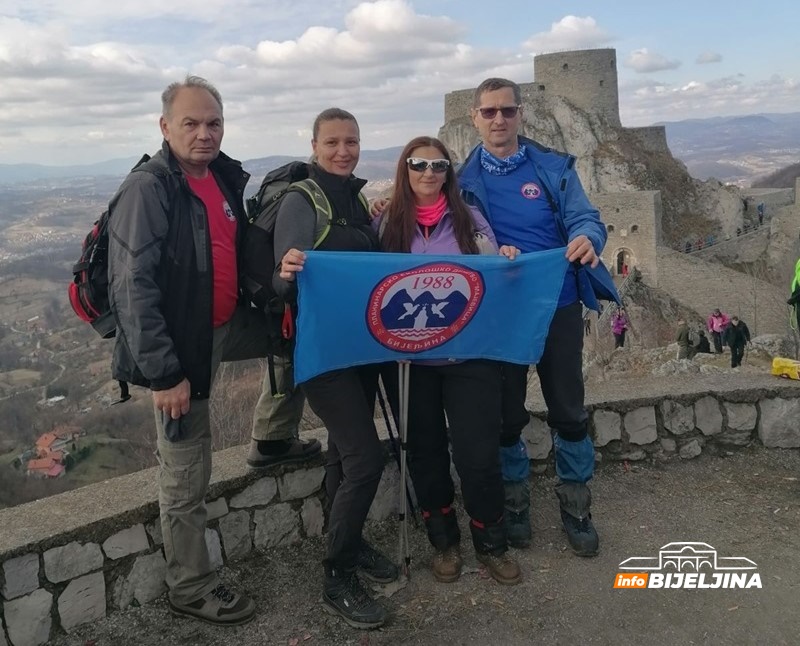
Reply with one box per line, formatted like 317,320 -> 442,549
397,361 -> 412,578
376,377 -> 417,526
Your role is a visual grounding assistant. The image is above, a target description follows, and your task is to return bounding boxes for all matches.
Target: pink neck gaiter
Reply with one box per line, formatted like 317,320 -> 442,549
416,192 -> 448,227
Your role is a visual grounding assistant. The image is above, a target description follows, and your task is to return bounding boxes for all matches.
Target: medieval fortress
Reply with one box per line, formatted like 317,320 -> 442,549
439,48 -> 800,339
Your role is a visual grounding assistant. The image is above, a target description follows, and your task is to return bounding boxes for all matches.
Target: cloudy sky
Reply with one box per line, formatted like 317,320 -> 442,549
1,0 -> 798,165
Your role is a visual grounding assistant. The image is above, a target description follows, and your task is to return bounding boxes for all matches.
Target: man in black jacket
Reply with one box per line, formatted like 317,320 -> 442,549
724,316 -> 751,368
108,76 -> 294,626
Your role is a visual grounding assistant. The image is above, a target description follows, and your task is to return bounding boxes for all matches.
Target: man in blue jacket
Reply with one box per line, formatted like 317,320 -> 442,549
457,77 -> 617,556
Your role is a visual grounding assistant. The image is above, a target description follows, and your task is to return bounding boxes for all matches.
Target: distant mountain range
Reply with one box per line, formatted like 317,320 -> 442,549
657,112 -> 800,184
2,112 -> 799,187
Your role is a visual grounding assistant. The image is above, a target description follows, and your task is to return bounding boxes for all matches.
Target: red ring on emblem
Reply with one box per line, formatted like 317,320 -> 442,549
366,262 -> 484,353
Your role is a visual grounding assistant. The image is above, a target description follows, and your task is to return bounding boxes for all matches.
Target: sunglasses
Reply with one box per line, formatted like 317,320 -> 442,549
407,157 -> 450,173
476,105 -> 521,120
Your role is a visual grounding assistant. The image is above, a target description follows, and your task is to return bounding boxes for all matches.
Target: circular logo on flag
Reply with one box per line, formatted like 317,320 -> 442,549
366,262 -> 484,353
521,182 -> 541,199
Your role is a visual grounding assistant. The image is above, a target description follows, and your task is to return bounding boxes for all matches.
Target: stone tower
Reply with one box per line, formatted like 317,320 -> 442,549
533,48 -> 621,127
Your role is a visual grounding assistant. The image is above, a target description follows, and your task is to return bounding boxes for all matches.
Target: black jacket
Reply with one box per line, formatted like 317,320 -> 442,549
108,141 -> 250,399
724,321 -> 751,348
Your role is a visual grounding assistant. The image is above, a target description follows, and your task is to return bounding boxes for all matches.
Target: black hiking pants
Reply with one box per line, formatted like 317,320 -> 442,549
406,360 -> 504,524
500,302 -> 588,446
302,365 -> 384,571
730,343 -> 746,368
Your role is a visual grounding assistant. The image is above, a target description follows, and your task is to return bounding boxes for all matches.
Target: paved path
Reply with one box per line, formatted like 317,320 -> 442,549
53,448 -> 800,646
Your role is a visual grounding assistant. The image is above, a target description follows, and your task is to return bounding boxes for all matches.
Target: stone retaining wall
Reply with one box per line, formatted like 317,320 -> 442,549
1,388 -> 799,645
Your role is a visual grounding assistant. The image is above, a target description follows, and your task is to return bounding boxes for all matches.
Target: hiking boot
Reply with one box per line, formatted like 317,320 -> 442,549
322,568 -> 387,629
168,583 -> 255,626
357,540 -> 399,583
503,480 -> 532,549
560,508 -> 599,557
431,545 -> 463,583
247,437 -> 321,469
476,551 -> 522,586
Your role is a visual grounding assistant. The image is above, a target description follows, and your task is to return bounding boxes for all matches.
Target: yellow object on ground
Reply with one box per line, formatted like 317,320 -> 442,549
771,357 -> 800,379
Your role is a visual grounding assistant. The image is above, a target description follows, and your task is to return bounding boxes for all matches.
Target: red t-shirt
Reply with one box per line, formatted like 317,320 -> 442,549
185,172 -> 238,328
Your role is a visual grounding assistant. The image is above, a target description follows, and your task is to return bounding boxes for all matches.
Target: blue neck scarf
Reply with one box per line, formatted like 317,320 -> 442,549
480,144 -> 527,176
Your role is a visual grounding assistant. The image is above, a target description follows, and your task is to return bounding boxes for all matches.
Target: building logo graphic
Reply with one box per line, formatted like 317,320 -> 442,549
614,542 -> 761,589
366,262 -> 484,353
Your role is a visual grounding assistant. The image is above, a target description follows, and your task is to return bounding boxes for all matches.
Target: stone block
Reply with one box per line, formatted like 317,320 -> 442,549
368,463 -> 400,522
521,416 -> 553,459
724,402 -> 758,431
660,400 -> 694,435
4,588 -> 52,646
206,497 -> 229,522
679,439 -> 703,460
624,407 -> 657,445
43,542 -> 103,584
102,524 -> 149,560
660,438 -> 677,453
253,504 -> 301,549
531,462 -> 549,475
695,396 -> 723,436
278,466 -> 325,502
619,449 -> 647,461
219,511 -> 252,561
112,551 -> 167,609
592,409 -> 621,447
230,477 -> 278,508
758,398 -> 800,448
301,498 -> 324,538
205,529 -> 223,570
716,429 -> 753,447
2,553 -> 39,600
0,621 -> 6,646
146,521 -> 163,546
58,572 -> 106,632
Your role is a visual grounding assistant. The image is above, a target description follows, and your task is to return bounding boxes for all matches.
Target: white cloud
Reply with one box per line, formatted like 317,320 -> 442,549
0,3 -> 797,165
620,73 -> 800,126
696,51 -> 722,64
624,48 -> 681,73
522,16 -> 613,53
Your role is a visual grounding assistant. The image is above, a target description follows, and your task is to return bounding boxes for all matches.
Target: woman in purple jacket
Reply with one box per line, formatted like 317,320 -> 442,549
376,136 -> 521,586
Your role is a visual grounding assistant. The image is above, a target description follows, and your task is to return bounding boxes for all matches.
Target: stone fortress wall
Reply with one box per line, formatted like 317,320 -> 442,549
593,191 -> 663,286
1,380 -> 799,645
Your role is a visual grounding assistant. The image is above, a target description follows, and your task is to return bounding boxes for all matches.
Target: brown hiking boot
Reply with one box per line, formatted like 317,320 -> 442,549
432,545 -> 463,583
476,551 -> 522,586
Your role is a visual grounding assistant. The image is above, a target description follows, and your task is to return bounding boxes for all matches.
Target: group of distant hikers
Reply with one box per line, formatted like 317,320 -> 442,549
93,74 -> 620,631
606,304 -> 753,369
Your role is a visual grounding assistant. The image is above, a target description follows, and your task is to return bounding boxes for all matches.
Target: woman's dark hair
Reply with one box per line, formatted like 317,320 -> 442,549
312,107 -> 359,141
381,136 -> 478,254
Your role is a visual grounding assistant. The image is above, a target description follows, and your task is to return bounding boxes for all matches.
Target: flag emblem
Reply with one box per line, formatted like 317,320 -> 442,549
366,262 -> 484,352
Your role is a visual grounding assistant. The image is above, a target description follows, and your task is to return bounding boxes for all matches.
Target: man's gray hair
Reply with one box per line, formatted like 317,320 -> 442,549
162,75 -> 223,117
472,77 -> 522,107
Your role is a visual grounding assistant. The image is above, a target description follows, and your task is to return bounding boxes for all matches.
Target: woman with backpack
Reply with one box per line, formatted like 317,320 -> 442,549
274,108 -> 395,630
373,136 -> 522,587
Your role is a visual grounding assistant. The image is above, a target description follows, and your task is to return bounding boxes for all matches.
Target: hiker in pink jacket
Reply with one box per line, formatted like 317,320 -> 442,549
611,307 -> 629,348
707,308 -> 730,354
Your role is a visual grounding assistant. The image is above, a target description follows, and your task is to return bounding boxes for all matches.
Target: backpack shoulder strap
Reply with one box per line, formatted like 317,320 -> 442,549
289,178 -> 332,248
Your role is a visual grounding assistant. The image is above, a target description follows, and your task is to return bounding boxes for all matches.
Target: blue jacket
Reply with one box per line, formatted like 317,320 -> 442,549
457,136 -> 619,311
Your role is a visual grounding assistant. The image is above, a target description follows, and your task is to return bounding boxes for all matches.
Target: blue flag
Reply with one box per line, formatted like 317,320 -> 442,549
294,249 -> 569,384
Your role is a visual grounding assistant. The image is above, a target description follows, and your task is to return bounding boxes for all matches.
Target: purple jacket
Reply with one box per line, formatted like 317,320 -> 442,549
611,313 -> 629,335
373,205 -> 498,255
